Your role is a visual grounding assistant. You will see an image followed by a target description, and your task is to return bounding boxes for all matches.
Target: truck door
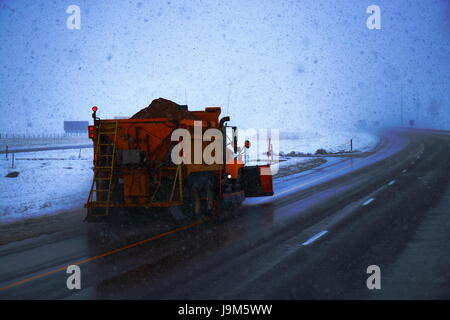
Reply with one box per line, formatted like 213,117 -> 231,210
240,164 -> 274,197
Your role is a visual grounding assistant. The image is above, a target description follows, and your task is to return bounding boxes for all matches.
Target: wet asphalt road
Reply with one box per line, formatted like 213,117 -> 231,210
0,129 -> 449,299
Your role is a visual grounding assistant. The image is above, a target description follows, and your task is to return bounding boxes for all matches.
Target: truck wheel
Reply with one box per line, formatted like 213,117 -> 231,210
198,174 -> 216,217
182,174 -> 216,219
204,184 -> 215,215
182,177 -> 205,219
192,187 -> 203,217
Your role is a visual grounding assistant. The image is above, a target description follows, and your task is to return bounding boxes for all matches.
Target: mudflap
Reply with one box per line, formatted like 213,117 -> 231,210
240,164 -> 274,197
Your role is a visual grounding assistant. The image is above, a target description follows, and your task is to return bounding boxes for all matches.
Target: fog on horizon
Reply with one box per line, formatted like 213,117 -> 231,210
0,0 -> 449,135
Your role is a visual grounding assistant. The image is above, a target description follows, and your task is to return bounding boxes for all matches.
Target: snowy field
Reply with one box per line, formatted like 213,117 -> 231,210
240,130 -> 379,159
0,149 -> 93,223
278,130 -> 379,155
0,131 -> 378,222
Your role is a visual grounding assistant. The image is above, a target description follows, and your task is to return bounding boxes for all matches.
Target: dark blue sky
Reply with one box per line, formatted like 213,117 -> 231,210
0,0 -> 449,133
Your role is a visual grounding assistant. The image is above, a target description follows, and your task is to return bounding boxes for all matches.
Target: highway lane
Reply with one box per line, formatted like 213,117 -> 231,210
1,129 -> 448,299
249,131 -> 450,299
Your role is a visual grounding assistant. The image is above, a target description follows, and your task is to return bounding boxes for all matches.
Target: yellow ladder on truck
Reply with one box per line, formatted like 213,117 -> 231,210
87,121 -> 118,217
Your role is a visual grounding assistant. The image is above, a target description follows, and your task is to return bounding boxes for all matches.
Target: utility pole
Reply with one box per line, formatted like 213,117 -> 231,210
414,95 -> 420,128
226,85 -> 231,116
400,85 -> 404,127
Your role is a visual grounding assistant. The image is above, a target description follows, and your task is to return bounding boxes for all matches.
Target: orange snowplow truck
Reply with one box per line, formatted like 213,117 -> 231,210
85,98 -> 273,221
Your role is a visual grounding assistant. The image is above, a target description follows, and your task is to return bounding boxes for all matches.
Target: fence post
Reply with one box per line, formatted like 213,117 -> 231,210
11,152 -> 15,169
271,143 -> 274,162
5,145 -> 8,159
350,139 -> 353,152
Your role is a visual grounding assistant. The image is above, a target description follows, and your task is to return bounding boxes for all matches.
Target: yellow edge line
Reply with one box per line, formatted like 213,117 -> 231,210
0,219 -> 207,292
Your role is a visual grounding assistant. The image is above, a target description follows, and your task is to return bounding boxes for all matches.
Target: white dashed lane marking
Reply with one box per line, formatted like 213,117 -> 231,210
362,198 -> 375,206
302,230 -> 328,246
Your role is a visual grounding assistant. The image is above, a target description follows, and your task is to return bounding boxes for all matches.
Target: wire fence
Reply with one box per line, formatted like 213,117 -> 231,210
0,132 -> 87,139
0,132 -> 91,152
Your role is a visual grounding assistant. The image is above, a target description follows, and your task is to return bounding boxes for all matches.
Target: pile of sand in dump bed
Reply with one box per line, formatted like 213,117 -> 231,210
131,98 -> 199,120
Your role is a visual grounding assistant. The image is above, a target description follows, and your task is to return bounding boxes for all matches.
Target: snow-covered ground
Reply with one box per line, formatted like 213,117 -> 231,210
240,130 -> 379,159
278,130 -> 379,155
0,149 -> 93,223
0,130 -> 378,222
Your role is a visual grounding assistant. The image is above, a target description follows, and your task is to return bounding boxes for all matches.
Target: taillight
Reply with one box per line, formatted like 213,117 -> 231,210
88,125 -> 95,139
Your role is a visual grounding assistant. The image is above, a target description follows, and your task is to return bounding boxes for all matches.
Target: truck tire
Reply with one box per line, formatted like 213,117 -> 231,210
182,173 -> 216,219
204,182 -> 215,215
202,174 -> 217,216
182,178 -> 204,219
